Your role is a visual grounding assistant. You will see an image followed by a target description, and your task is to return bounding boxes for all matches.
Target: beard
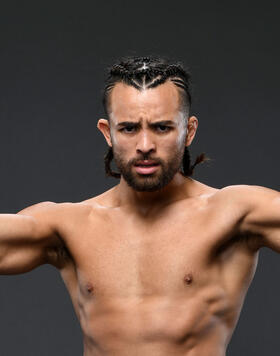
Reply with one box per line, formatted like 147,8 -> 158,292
112,144 -> 189,192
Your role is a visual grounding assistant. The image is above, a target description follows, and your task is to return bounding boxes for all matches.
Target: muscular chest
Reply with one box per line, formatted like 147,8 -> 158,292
65,206 -> 231,298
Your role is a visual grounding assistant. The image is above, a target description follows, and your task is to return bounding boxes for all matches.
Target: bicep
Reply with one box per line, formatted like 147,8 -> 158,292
239,186 -> 280,251
0,202 -> 62,274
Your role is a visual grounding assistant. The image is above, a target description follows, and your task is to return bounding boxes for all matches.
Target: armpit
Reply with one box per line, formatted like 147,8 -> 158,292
46,245 -> 73,269
245,232 -> 264,252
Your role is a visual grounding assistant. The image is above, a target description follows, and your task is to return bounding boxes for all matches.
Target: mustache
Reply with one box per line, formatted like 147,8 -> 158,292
129,157 -> 163,166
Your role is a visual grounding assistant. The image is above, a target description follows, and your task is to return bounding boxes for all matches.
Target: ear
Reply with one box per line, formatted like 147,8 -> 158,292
97,119 -> 112,147
185,116 -> 198,146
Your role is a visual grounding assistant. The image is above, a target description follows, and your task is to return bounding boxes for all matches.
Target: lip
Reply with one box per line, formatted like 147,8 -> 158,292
135,160 -> 158,165
134,164 -> 159,174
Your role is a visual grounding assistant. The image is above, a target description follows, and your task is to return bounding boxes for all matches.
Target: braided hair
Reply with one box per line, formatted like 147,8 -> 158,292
102,55 -> 209,178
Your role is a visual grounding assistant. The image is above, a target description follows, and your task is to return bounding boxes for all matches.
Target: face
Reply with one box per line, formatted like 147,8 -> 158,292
98,81 -> 198,192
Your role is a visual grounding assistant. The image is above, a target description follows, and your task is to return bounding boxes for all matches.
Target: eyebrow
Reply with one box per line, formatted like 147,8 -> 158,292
116,120 -> 175,128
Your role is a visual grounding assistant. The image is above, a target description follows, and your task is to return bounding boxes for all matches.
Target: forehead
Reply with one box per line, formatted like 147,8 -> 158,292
109,81 -> 181,120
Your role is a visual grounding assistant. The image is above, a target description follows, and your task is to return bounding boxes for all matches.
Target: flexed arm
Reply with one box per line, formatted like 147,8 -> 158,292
0,202 -> 63,274
226,185 -> 280,251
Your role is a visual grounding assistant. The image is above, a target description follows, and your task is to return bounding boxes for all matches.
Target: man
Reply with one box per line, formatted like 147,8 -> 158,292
0,55 -> 279,356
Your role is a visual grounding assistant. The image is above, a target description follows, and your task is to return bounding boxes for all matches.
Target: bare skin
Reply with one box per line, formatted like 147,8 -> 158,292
0,81 -> 280,356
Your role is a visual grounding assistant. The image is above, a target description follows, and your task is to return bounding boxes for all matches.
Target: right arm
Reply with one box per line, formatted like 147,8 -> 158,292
0,201 -> 63,274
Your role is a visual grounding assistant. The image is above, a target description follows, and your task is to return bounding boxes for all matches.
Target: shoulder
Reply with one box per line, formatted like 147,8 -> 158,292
16,188 -> 116,221
17,200 -> 95,228
215,184 -> 279,205
17,200 -> 90,215
208,184 -> 279,226
196,182 -> 279,211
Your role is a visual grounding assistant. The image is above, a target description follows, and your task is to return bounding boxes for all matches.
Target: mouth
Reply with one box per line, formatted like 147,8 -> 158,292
134,160 -> 160,174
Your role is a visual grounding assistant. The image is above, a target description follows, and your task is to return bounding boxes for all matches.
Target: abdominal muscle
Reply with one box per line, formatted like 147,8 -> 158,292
78,288 -> 233,356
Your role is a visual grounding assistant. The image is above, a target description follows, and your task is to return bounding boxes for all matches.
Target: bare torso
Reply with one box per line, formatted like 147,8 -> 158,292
49,179 -> 260,356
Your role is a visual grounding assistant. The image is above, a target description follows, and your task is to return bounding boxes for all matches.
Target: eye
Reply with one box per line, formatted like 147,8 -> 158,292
156,125 -> 171,132
120,126 -> 136,133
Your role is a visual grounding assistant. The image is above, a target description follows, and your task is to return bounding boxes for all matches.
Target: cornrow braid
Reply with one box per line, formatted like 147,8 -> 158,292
104,146 -> 121,178
103,56 -> 192,118
182,150 -> 210,177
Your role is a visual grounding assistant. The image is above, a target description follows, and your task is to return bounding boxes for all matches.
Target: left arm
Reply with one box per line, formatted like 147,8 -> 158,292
237,185 -> 280,251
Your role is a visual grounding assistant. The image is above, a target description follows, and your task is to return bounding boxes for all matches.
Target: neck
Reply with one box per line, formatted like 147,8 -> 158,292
114,173 -> 194,215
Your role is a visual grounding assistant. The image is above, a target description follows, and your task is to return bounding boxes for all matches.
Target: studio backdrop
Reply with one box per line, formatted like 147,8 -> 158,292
0,1 -> 279,355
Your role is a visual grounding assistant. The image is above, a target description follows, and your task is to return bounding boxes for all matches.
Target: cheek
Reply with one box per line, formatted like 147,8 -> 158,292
110,129 -> 117,145
176,134 -> 186,148
113,134 -> 136,154
174,116 -> 187,147
112,131 -> 130,146
165,131 -> 186,152
112,139 -> 131,158
160,140 -> 182,156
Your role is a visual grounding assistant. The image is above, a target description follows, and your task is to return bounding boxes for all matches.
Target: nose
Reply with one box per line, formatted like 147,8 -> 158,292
136,130 -> 156,155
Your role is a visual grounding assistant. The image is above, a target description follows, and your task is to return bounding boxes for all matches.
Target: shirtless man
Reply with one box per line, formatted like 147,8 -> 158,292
0,56 -> 279,356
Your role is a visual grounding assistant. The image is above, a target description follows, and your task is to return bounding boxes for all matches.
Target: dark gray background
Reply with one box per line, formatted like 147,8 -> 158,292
0,0 -> 279,355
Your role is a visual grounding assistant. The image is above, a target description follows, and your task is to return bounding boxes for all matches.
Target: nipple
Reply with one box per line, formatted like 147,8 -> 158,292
86,283 -> 94,294
184,273 -> 193,285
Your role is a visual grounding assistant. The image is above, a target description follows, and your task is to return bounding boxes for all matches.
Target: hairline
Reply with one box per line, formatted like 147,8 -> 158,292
105,80 -> 190,124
